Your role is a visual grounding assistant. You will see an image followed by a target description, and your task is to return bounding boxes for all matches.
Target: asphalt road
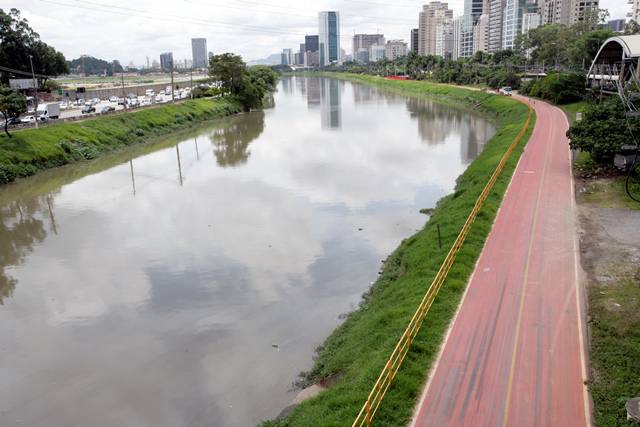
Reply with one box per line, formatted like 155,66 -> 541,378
412,97 -> 590,427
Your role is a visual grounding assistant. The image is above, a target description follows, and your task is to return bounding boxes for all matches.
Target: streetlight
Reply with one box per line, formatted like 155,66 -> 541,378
29,55 -> 39,128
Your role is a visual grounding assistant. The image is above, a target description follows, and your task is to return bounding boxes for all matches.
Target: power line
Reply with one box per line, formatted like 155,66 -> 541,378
38,0 -> 311,37
183,0 -> 417,25
0,64 -> 54,79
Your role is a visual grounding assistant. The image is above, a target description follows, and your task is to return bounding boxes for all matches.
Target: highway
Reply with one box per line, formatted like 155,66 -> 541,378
412,97 -> 590,427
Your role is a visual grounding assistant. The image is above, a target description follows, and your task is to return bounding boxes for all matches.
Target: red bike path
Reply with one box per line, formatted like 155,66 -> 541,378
411,97 -> 590,427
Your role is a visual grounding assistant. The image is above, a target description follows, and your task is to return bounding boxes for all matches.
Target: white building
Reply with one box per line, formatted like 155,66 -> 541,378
419,2 -> 454,55
522,12 -> 541,34
281,48 -> 293,66
435,20 -> 455,59
385,40 -> 408,60
369,44 -> 386,62
631,0 -> 640,23
452,16 -> 462,60
502,0 -> 525,50
473,13 -> 489,54
488,0 -> 505,53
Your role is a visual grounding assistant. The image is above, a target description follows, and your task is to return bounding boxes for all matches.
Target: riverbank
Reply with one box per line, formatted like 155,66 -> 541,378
0,97 -> 243,185
262,76 -> 534,426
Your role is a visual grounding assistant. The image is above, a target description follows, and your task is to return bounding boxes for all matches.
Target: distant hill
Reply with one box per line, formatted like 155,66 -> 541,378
67,55 -> 123,76
247,53 -> 281,66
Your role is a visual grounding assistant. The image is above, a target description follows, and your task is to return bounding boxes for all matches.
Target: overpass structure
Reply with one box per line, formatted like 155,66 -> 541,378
587,35 -> 640,113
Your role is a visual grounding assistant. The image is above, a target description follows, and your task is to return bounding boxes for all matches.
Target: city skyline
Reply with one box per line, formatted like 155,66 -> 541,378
16,0 -> 629,66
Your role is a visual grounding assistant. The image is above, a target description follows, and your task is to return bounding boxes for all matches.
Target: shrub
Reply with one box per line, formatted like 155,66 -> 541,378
529,72 -> 584,104
486,69 -> 521,90
567,97 -> 640,162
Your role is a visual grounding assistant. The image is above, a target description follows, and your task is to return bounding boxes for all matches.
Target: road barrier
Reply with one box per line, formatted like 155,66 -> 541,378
352,104 -> 533,427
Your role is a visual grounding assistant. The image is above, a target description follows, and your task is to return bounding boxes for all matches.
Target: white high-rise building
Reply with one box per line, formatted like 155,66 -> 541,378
460,0 -> 486,57
488,0 -> 506,53
319,11 -> 341,66
385,40 -> 408,60
452,17 -> 462,60
435,20 -> 455,59
570,0 -> 600,26
522,12 -> 541,34
369,44 -> 386,62
502,0 -> 526,50
419,2 -> 454,55
631,0 -> 640,23
473,13 -> 490,54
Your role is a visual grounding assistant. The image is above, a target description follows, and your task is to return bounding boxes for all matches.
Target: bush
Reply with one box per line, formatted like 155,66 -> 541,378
529,72 -> 584,104
519,79 -> 536,96
567,97 -> 640,162
486,69 -> 521,90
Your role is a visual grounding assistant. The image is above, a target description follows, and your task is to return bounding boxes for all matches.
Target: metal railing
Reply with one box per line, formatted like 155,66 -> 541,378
352,104 -> 534,427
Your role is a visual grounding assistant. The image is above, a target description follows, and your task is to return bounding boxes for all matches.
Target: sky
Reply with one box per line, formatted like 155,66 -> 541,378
16,0 -> 631,66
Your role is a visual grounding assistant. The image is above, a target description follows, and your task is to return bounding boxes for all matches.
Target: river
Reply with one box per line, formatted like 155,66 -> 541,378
0,76 -> 495,426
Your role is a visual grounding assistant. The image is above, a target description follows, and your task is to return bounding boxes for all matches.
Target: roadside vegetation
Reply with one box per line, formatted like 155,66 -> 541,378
261,75 -> 533,426
0,98 -> 242,185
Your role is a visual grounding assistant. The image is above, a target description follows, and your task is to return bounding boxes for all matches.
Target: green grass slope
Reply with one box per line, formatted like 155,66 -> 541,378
0,97 -> 243,185
262,75 -> 534,426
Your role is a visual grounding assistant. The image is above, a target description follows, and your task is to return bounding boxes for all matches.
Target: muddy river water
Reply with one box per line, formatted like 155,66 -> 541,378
0,76 -> 495,426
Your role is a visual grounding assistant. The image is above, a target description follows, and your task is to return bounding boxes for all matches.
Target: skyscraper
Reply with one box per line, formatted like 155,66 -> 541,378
419,2 -> 453,56
353,34 -> 385,57
632,0 -> 640,23
502,0 -> 527,50
160,52 -> 173,72
385,40 -> 408,60
305,35 -> 319,53
570,0 -> 600,26
488,0 -> 506,53
411,28 -> 419,53
460,0 -> 485,57
191,38 -> 208,68
542,0 -> 571,25
473,14 -> 490,54
319,11 -> 341,66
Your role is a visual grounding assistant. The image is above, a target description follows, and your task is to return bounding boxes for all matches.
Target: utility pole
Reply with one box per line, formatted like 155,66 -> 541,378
170,60 -> 175,103
29,55 -> 39,128
190,67 -> 193,100
121,71 -> 127,111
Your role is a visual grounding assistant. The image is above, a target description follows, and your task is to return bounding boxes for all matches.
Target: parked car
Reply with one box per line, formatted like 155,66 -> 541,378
100,106 -> 115,114
20,115 -> 36,124
2,117 -> 21,127
117,98 -> 126,105
109,96 -> 118,103
499,87 -> 513,96
76,99 -> 86,106
82,105 -> 96,114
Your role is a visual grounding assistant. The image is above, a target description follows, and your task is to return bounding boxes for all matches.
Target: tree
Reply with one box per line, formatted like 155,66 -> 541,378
0,85 -> 27,138
625,20 -> 640,35
208,53 -> 247,96
0,8 -> 68,85
67,55 -> 124,76
567,97 -> 640,162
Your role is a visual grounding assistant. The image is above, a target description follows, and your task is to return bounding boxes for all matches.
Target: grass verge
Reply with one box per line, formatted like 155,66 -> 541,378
261,75 -> 534,426
0,97 -> 243,185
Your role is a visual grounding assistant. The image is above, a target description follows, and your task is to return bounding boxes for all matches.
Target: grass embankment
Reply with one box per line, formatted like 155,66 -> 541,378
263,75 -> 534,426
0,97 -> 243,185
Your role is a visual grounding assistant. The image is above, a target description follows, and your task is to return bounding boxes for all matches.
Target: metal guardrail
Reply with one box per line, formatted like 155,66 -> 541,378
352,104 -> 533,427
